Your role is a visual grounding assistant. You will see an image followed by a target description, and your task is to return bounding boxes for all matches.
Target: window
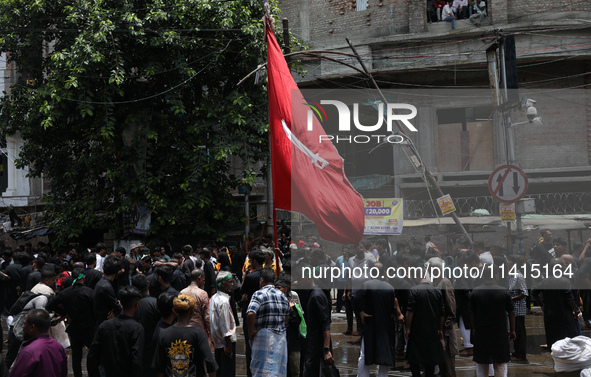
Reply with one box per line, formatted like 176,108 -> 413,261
436,107 -> 494,172
356,0 -> 368,11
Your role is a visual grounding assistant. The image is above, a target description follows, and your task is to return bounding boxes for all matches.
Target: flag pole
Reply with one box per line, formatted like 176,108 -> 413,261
264,5 -> 281,275
272,18 -> 290,254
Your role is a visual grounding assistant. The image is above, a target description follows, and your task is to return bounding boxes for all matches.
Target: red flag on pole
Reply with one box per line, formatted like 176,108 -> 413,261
266,24 -> 365,244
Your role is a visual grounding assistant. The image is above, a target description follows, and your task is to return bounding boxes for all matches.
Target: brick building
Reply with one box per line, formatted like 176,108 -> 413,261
277,0 -> 591,219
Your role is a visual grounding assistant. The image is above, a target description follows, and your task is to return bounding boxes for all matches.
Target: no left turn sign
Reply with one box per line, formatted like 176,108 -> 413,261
488,165 -> 528,203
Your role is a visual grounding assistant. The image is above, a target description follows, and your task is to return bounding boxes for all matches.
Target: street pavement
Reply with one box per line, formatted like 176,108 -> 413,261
233,308 -> 562,377
34,307 -> 579,376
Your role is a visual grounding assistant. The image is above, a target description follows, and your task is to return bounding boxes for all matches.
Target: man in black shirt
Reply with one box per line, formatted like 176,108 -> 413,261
19,255 -> 34,290
229,245 -> 244,277
84,254 -> 103,290
153,265 -> 178,298
240,249 -> 265,377
132,274 -> 160,377
471,263 -> 515,377
153,294 -> 217,377
199,248 -> 217,297
181,245 -> 196,281
533,258 -> 581,348
170,253 -> 188,292
115,247 -> 131,288
531,229 -> 554,265
5,251 -> 26,310
298,262 -> 333,377
406,256 -> 445,377
93,256 -> 122,328
25,257 -> 44,291
358,263 -> 401,377
46,267 -> 95,377
275,274 -> 302,377
88,285 -> 144,377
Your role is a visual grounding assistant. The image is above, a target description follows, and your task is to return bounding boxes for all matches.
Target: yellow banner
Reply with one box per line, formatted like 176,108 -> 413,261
363,198 -> 403,235
437,194 -> 456,216
500,203 -> 516,222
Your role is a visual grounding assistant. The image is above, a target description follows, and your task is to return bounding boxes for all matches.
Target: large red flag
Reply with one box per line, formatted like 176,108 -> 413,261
266,25 -> 365,244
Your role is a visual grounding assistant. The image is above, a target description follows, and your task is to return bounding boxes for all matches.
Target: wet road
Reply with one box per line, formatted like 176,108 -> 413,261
231,308 -> 563,377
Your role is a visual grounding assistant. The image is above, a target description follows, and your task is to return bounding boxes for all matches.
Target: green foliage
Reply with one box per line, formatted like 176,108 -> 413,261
0,0 -> 283,243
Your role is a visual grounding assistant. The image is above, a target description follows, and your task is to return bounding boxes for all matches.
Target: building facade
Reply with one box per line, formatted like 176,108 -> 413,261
277,0 -> 591,218
0,53 -> 46,224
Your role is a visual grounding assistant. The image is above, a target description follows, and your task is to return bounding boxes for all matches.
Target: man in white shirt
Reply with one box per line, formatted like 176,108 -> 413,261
469,0 -> 487,25
94,243 -> 108,272
442,0 -> 456,30
210,271 -> 237,377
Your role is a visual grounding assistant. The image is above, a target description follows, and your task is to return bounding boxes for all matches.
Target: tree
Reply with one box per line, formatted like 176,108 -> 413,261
0,0 -> 279,243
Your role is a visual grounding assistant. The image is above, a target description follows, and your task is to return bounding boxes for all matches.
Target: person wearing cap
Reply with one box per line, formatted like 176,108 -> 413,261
210,271 -> 237,377
126,244 -> 140,263
46,267 -> 95,377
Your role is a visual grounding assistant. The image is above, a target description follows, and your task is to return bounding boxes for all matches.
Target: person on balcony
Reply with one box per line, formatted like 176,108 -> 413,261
469,0 -> 487,26
442,0 -> 456,29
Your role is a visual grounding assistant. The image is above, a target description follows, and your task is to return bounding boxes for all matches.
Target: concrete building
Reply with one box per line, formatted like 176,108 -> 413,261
0,53 -> 46,224
277,0 -> 591,219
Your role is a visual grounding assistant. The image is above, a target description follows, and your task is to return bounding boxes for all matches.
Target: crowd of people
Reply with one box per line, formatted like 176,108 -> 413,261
427,0 -> 488,29
331,230 -> 590,377
0,226 -> 586,377
0,233 -> 334,377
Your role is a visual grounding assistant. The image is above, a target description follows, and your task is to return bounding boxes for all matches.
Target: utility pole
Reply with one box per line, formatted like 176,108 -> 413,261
488,37 -> 512,253
346,38 -> 473,247
489,33 -> 523,255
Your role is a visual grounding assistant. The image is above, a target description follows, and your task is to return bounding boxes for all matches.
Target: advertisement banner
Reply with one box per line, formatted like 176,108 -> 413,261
437,194 -> 456,216
500,203 -> 516,222
363,198 -> 403,235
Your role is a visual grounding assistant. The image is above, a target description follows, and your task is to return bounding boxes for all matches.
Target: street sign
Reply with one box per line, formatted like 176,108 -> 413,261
488,165 -> 528,203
